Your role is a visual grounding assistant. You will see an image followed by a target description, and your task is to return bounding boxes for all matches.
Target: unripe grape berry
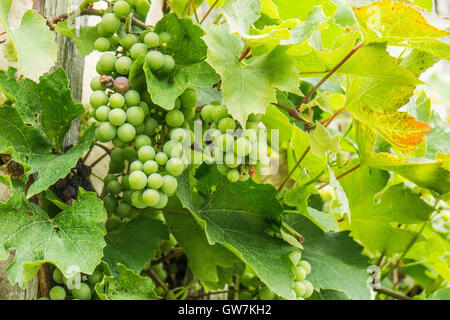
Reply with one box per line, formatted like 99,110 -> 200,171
123,146 -> 138,161
100,13 -> 121,36
234,137 -> 251,157
211,105 -> 228,123
170,128 -> 188,143
95,106 -> 111,122
248,113 -> 262,122
144,32 -> 160,48
216,164 -> 229,175
293,266 -> 307,281
161,175 -> 178,195
166,158 -> 185,176
148,173 -> 163,189
113,0 -> 131,17
163,140 -> 183,158
49,286 -> 66,300
126,106 -> 146,126
114,76 -> 130,94
136,0 -> 151,16
103,194 -> 118,213
153,192 -> 168,209
116,202 -> 133,219
72,283 -> 92,300
124,90 -> 141,106
200,104 -> 215,123
122,190 -> 133,204
52,269 -> 64,285
90,90 -> 109,108
143,160 -> 159,175
165,110 -> 184,128
142,189 -> 161,207
298,261 -> 311,275
134,135 -> 152,150
293,281 -> 306,297
121,175 -> 130,190
99,52 -> 117,74
227,169 -> 240,182
117,123 -> 136,142
246,121 -> 258,130
108,108 -> 127,126
94,37 -> 110,52
180,88 -> 197,109
109,93 -> 125,109
159,32 -> 171,46
131,191 -> 148,209
129,170 -> 148,190
90,76 -> 104,91
106,180 -> 122,196
155,152 -> 168,166
144,117 -> 159,136
115,56 -> 133,75
181,107 -> 195,121
130,43 -> 148,60
138,145 -> 156,162
218,117 -> 237,133
130,160 -> 143,172
161,55 -> 175,73
96,122 -> 117,142
259,286 -> 276,300
88,269 -> 103,286
302,280 -> 314,298
146,51 -> 165,70
105,215 -> 122,231
120,33 -> 138,49
216,134 -> 234,152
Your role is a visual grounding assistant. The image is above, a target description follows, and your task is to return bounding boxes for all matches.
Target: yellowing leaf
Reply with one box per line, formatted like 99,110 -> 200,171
351,0 -> 450,60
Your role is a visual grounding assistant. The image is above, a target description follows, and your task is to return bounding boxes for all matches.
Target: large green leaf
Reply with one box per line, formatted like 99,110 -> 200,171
174,166 -> 297,299
285,213 -> 371,300
204,24 -> 299,127
222,0 -> 261,36
0,1 -> 57,81
55,21 -> 100,57
103,218 -> 169,276
271,0 -> 338,20
0,184 -> 107,287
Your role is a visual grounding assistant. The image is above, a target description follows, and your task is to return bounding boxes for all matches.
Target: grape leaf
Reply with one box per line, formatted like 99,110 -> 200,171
103,218 -> 169,276
350,0 -> 450,60
308,123 -> 340,158
222,0 -> 261,36
95,264 -> 157,300
285,213 -> 371,300
204,24 -> 299,127
175,166 -> 297,299
169,0 -> 204,17
271,0 -> 338,21
262,104 -> 292,147
0,184 -> 107,287
55,21 -> 100,57
356,121 -> 450,194
0,1 -> 57,81
399,50 -> 440,78
339,165 -> 434,255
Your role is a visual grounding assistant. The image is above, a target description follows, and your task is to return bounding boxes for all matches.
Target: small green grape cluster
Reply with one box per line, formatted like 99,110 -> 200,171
290,251 -> 314,299
199,104 -> 269,183
39,267 -> 103,300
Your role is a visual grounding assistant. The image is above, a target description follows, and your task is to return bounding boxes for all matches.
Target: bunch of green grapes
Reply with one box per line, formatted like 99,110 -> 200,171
290,251 -> 314,299
39,267 -> 103,300
199,104 -> 269,183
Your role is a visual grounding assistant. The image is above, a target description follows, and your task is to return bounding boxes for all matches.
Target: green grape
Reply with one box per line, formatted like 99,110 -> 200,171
174,98 -> 181,109
163,140 -> 183,158
216,133 -> 234,152
161,175 -> 177,195
259,286 -> 276,300
144,117 -> 159,136
165,158 -> 185,177
144,32 -> 160,48
112,137 -> 127,148
103,195 -> 118,213
96,122 -> 117,142
99,52 -> 117,74
234,137 -> 251,157
155,152 -> 168,166
107,180 -> 122,196
104,174 -> 117,185
38,297 -> 50,300
142,189 -> 161,207
90,76 -> 104,91
72,283 -> 91,300
122,190 -> 133,204
180,88 -> 197,109
154,192 -> 168,209
95,106 -> 111,122
117,123 -> 136,142
111,148 -> 125,165
88,269 -> 103,286
245,129 -> 258,143
146,51 -> 165,70
136,0 -> 151,15
170,128 -> 188,143
123,146 -> 138,161
248,113 -> 262,122
116,202 -> 133,219
109,160 -> 125,173
126,106 -> 146,126
161,55 -> 175,72
227,169 -> 240,182
90,90 -> 109,108
131,191 -> 148,209
293,266 -> 307,281
166,110 -> 185,128
239,292 -> 253,300
159,32 -> 171,46
49,286 -> 66,300
130,43 -> 148,60
147,173 -> 163,189
200,104 -> 215,123
100,13 -> 121,37
135,123 -> 145,135
109,34 -> 121,48
124,89 -> 141,106
216,164 -> 229,175
134,134 -> 152,149
139,102 -> 150,116
246,121 -> 258,130
52,269 -> 64,285
302,280 -> 314,298
239,167 -> 250,182
181,106 -> 195,120
113,0 -> 131,17
96,60 -> 106,75
94,37 -> 110,52
138,145 -> 156,162
108,108 -> 127,126
121,175 -> 130,190
109,93 -> 125,109
240,272 -> 255,288
105,215 -> 122,231
143,160 -> 159,175
293,281 -> 306,297
218,117 -> 236,133
120,33 -> 138,49
298,261 -> 311,275
130,160 -> 143,172
211,105 -> 228,123
115,56 -> 133,75
129,170 -> 148,190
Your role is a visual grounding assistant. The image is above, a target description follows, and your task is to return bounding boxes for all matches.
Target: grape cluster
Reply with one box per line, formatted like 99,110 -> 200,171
52,159 -> 93,202
40,267 -> 103,300
199,104 -> 268,182
290,251 -> 314,299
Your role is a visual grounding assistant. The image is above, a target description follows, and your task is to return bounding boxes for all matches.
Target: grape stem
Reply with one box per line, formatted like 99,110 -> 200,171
189,0 -> 200,24
297,41 -> 364,112
239,46 -> 252,62
200,0 -> 220,24
147,268 -> 170,293
375,286 -> 413,300
317,163 -> 361,190
94,142 -> 112,155
275,103 -> 314,131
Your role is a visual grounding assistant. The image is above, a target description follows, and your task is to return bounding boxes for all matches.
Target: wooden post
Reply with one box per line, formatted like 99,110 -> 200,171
8,0 -> 86,300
